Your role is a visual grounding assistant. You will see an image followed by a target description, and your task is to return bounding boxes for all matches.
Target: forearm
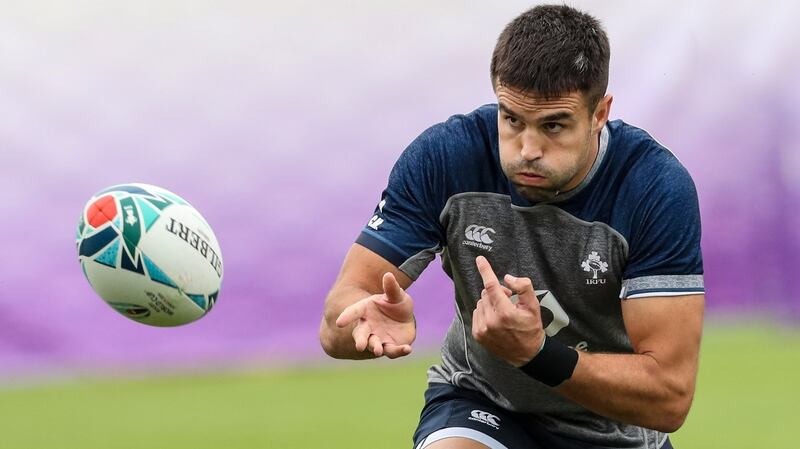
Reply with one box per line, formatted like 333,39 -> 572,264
557,351 -> 697,433
319,284 -> 378,359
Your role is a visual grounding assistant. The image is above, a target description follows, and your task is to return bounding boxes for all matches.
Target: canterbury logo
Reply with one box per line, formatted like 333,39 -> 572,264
469,410 -> 501,428
465,225 -> 496,244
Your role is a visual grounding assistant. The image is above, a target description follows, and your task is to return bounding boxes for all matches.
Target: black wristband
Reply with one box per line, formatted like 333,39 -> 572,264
519,337 -> 579,387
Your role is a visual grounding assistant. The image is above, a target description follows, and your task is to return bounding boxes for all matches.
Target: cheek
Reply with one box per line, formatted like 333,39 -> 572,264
545,142 -> 585,176
552,131 -> 587,158
551,128 -> 583,147
559,145 -> 585,168
497,136 -> 517,165
497,123 -> 517,145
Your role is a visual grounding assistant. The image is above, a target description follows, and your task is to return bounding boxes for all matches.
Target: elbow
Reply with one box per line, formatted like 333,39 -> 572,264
319,317 -> 355,359
653,408 -> 688,433
652,389 -> 695,433
639,359 -> 697,433
319,333 -> 336,358
320,340 -> 341,359
319,319 -> 341,359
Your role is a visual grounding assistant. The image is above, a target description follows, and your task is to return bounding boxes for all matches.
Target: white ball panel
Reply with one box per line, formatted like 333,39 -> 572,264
81,257 -> 206,327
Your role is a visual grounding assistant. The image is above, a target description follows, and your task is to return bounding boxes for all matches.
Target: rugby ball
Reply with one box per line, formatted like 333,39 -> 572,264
76,183 -> 223,326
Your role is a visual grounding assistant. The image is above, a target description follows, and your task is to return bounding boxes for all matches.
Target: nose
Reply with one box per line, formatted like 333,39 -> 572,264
520,132 -> 543,161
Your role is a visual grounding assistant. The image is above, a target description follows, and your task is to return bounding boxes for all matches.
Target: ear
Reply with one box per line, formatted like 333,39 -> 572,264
591,95 -> 613,134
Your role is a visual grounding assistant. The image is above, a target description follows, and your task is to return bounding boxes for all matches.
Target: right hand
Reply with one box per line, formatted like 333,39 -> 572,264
335,272 -> 416,358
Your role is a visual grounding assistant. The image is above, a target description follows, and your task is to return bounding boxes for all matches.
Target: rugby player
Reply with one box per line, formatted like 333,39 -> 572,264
320,5 -> 704,448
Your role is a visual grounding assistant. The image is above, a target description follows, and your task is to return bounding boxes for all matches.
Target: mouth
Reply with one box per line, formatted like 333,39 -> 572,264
515,172 -> 547,186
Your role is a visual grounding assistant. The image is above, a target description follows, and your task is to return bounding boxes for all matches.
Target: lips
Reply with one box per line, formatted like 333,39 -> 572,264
516,172 -> 546,185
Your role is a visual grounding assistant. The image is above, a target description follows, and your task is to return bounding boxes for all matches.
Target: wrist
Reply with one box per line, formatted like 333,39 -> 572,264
534,333 -> 547,356
512,333 -> 547,367
519,336 -> 579,387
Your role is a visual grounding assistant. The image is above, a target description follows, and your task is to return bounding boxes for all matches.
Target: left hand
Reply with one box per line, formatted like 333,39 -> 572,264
472,255 -> 546,367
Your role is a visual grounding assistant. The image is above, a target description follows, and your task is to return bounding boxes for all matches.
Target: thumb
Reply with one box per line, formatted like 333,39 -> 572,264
503,274 -> 538,307
382,272 -> 406,304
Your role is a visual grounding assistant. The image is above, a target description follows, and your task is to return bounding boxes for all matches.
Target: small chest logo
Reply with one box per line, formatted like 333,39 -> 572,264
581,251 -> 608,285
462,224 -> 495,251
468,410 -> 500,429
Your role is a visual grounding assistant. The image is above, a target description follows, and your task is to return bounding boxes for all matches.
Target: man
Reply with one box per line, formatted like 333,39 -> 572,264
319,4 -> 704,449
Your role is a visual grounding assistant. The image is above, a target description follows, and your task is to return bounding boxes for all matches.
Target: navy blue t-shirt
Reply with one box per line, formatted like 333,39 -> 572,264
356,104 -> 704,447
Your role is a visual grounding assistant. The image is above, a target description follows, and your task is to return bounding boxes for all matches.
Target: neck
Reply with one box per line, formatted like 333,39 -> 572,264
561,130 -> 601,193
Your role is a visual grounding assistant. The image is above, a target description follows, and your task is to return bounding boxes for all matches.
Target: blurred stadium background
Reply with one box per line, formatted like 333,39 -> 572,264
0,1 -> 797,448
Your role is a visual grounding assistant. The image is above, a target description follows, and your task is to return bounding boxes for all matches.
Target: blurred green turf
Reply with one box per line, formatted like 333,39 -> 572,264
0,324 -> 797,449
671,323 -> 800,449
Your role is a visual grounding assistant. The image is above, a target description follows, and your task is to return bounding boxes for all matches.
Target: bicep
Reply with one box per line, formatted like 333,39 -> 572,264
622,294 -> 704,379
329,243 -> 413,297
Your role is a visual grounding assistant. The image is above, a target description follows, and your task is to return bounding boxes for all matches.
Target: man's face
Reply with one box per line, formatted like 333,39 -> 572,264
495,84 -> 610,202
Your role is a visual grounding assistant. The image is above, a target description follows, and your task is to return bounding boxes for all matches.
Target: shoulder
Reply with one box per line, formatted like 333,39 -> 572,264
357,106 -> 500,275
398,104 -> 498,166
607,120 -> 698,202
390,104 -> 501,195
605,121 -> 703,272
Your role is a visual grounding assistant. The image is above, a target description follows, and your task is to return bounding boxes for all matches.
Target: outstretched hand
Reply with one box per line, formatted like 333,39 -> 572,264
336,272 -> 416,358
472,256 -> 545,367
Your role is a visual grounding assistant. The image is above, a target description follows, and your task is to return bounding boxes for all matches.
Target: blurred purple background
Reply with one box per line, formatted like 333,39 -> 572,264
0,1 -> 797,378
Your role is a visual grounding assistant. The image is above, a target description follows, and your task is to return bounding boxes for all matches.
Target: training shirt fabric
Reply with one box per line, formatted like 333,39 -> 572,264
356,104 -> 704,448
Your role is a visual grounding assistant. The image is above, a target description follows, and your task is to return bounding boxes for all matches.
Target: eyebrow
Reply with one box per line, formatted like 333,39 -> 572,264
538,111 -> 574,123
498,102 -> 574,123
497,102 -> 519,118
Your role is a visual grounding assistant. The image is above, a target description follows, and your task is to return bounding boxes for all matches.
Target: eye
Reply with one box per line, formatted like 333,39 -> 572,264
543,122 -> 564,133
505,115 -> 522,128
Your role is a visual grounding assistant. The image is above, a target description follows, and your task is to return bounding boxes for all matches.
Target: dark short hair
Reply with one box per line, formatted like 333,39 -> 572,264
490,4 -> 610,111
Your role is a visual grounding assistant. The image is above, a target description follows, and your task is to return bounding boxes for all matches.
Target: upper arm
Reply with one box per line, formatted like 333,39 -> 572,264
326,109 -> 489,313
323,121 -> 455,327
621,294 -> 704,395
622,294 -> 704,365
333,243 -> 413,294
621,152 -> 704,299
353,124 -> 454,281
618,152 -> 706,391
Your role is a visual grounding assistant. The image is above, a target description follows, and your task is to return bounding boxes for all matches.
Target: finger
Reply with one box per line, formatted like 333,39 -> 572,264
475,297 -> 487,317
478,295 -> 500,326
482,286 -> 513,298
472,298 -> 487,340
382,272 -> 406,304
352,320 -> 372,352
336,299 -> 368,328
383,343 -> 412,359
504,274 -> 538,308
367,334 -> 384,357
475,256 -> 505,307
475,256 -> 501,288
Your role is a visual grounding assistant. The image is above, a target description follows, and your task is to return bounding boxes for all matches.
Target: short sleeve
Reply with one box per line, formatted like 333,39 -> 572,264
355,128 -> 449,280
620,161 -> 705,299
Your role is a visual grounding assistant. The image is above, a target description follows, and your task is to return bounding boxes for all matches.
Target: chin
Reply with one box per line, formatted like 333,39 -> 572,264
515,185 -> 558,202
